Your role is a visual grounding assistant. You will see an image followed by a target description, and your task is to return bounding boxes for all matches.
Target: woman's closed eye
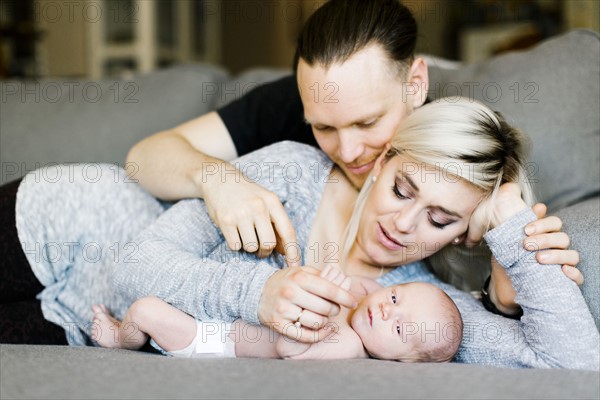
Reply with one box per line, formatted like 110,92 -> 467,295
392,184 -> 409,200
428,212 -> 454,229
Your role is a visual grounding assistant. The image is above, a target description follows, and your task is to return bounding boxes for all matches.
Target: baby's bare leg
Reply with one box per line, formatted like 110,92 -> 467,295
92,297 -> 197,352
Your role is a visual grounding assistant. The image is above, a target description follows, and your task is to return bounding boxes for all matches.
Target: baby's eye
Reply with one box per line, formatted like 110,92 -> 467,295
391,294 -> 397,304
396,325 -> 401,335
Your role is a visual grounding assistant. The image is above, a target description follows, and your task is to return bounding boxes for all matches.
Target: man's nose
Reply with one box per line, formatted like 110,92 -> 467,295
338,130 -> 364,164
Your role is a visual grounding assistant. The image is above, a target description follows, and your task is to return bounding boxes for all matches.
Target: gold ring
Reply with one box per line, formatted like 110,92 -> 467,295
293,309 -> 304,328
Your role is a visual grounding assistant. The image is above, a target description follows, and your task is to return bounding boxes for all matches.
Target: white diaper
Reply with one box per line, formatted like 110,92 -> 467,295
150,320 -> 236,358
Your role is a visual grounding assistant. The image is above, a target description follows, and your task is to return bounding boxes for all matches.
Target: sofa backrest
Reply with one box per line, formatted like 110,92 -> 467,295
427,29 -> 600,212
3,29 -> 598,209
0,64 -> 228,184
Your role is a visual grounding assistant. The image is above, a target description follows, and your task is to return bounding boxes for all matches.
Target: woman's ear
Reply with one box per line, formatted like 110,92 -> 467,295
407,57 -> 429,109
452,232 -> 468,245
372,144 -> 392,179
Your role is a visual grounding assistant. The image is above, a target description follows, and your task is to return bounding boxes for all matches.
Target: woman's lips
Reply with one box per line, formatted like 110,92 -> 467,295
377,223 -> 405,251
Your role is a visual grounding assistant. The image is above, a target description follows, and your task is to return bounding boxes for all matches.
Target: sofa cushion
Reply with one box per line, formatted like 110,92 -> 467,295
0,64 -> 229,184
427,29 -> 600,212
216,67 -> 292,109
555,197 -> 600,329
1,345 -> 599,399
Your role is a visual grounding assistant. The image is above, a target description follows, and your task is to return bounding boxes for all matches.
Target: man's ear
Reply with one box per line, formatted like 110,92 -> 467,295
372,143 -> 392,178
406,57 -> 429,109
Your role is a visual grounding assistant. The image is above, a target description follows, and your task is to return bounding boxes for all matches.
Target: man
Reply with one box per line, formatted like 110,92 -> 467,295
125,0 -> 580,341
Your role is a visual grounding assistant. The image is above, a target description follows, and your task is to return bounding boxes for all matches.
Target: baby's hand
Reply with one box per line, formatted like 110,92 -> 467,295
320,265 -> 352,291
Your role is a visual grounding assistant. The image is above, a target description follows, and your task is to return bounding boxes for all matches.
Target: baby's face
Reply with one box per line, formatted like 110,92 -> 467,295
350,282 -> 457,361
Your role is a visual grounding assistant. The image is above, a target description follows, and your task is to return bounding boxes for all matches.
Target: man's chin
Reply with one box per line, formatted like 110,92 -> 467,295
344,171 -> 368,189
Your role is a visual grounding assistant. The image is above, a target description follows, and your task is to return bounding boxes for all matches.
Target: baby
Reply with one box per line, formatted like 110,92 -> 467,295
92,266 -> 462,362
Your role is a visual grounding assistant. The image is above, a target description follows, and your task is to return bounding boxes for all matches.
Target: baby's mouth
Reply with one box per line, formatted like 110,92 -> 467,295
368,308 -> 373,327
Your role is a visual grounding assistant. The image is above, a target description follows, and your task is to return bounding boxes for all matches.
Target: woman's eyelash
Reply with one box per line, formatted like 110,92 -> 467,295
392,185 -> 408,199
428,213 -> 451,229
392,183 -> 453,229
430,219 -> 448,229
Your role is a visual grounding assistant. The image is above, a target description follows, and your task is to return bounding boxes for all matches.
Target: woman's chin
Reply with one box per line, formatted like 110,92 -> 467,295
368,248 -> 412,268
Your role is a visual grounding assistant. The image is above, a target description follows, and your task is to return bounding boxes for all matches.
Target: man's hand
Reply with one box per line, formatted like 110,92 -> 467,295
525,203 -> 582,284
199,161 -> 300,267
258,266 -> 357,343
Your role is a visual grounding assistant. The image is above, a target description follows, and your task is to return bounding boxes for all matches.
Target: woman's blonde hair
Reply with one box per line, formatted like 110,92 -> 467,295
342,98 -> 535,266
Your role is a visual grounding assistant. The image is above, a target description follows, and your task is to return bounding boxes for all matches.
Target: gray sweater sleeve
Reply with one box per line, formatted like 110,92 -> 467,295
454,209 -> 599,370
379,209 -> 599,370
112,198 -> 278,324
113,141 -> 332,325
481,208 -> 599,369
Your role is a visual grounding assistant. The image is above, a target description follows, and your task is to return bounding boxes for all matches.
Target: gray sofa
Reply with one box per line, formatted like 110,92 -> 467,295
1,30 -> 598,399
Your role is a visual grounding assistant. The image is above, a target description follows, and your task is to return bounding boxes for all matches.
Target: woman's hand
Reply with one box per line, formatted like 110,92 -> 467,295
466,183 -> 527,244
480,184 -> 584,316
489,183 -> 529,228
466,184 -> 582,285
258,266 -> 357,343
200,164 -> 300,267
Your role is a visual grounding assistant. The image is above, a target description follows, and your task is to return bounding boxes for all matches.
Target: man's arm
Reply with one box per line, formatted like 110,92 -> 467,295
126,111 -> 237,201
126,76 -> 313,262
127,111 -> 299,261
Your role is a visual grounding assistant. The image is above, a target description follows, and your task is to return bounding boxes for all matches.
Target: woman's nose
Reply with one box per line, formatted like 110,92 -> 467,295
393,206 -> 418,233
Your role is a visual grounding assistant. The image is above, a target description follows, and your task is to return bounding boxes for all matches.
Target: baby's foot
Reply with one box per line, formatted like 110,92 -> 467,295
92,304 -> 122,348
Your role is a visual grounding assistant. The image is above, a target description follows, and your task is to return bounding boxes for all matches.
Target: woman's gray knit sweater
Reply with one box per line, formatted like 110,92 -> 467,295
16,142 -> 599,370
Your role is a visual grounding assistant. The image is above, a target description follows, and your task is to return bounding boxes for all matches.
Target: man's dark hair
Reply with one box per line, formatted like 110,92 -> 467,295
294,0 -> 418,74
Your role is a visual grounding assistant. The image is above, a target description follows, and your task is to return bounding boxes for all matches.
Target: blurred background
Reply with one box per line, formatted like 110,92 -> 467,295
1,0 -> 598,79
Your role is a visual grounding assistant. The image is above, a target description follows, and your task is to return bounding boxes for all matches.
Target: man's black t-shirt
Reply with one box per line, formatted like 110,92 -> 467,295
217,75 -> 317,157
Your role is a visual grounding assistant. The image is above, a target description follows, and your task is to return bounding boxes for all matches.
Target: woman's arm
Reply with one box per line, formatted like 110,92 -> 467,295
112,198 -> 279,325
113,142 -> 356,343
380,210 -> 598,369
480,207 -> 599,370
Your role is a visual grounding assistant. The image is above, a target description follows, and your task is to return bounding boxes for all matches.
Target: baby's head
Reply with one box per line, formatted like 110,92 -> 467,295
350,282 -> 462,362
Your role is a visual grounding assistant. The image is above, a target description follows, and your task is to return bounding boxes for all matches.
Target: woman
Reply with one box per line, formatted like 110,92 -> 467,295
0,0 -> 580,344
16,99 -> 598,369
